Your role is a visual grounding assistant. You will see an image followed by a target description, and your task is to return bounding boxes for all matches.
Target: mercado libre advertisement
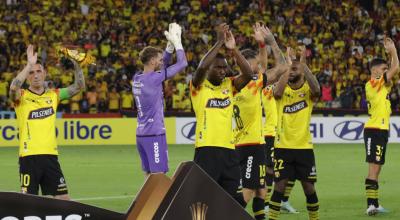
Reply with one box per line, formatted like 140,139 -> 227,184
0,118 -> 176,147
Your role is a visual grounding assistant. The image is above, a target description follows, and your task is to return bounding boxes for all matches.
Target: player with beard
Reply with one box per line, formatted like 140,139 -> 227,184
363,37 -> 399,215
233,22 -> 288,220
133,23 -> 187,177
268,46 -> 321,220
190,23 -> 253,207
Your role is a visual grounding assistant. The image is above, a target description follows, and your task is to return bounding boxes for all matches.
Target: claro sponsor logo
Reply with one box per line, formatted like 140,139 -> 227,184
334,120 -> 364,140
283,101 -> 307,113
1,214 -> 82,220
206,98 -> 231,109
28,107 -> 54,119
181,121 -> 196,141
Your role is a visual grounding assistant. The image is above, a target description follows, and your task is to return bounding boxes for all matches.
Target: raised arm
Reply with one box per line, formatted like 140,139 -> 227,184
259,24 -> 287,84
274,47 -> 292,99
252,22 -> 268,71
299,46 -> 320,97
163,23 -> 188,79
383,37 -> 400,82
9,44 -> 37,103
163,23 -> 177,68
225,30 -> 253,91
192,23 -> 228,87
64,59 -> 86,98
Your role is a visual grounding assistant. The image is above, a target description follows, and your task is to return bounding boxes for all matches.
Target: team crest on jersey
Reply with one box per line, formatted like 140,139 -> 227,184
206,97 -> 231,108
222,89 -> 229,95
28,107 -> 54,119
283,100 -> 308,113
274,171 -> 280,178
298,92 -> 306,98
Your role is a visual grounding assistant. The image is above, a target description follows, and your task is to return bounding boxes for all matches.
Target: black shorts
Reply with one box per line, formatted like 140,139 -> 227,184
264,136 -> 275,168
194,147 -> 242,198
19,155 -> 68,196
236,145 -> 266,189
364,129 -> 388,165
273,148 -> 317,183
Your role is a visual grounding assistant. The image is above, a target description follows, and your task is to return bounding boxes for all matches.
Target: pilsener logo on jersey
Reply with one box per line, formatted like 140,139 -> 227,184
28,107 -> 54,119
206,97 -> 231,108
283,100 -> 307,113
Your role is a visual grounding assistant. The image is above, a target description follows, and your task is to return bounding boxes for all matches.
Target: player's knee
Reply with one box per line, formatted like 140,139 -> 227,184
301,181 -> 315,195
255,188 -> 266,198
274,179 -> 287,192
55,194 -> 70,200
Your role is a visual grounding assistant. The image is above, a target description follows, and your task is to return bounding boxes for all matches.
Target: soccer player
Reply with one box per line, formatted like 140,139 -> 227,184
268,46 -> 321,220
363,37 -> 399,215
9,44 -> 86,200
233,23 -> 288,220
190,23 -> 253,207
133,23 -> 187,177
263,85 -> 298,215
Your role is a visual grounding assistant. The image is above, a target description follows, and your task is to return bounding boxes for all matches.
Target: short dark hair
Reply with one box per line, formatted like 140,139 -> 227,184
139,46 -> 163,64
241,49 -> 258,60
369,58 -> 387,71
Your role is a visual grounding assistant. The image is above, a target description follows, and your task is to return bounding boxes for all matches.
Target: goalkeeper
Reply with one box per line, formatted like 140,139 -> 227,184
132,23 -> 188,177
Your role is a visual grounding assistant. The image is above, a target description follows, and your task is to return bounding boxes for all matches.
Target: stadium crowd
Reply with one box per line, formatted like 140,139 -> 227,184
0,0 -> 400,113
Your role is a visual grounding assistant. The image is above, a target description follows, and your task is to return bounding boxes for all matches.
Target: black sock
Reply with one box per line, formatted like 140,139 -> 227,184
234,193 -> 247,208
306,192 -> 319,220
365,178 -> 379,207
265,172 -> 274,207
268,191 -> 283,220
253,197 -> 265,220
282,180 -> 295,202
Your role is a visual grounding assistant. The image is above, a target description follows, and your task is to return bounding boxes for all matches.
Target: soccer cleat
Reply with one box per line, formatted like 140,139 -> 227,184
281,201 -> 299,214
376,205 -> 389,213
264,205 -> 269,215
366,205 -> 378,216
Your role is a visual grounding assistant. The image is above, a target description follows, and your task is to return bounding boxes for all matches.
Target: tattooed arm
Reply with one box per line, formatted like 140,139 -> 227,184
64,59 -> 86,98
9,44 -> 37,102
299,46 -> 320,97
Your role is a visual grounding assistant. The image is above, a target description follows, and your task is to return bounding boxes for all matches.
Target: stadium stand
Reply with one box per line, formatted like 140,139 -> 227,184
0,0 -> 399,113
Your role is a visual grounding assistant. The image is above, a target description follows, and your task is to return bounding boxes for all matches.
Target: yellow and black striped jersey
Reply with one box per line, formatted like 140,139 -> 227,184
262,85 -> 277,137
275,82 -> 313,149
233,73 -> 265,146
364,75 -> 392,130
190,78 -> 236,149
14,89 -> 66,157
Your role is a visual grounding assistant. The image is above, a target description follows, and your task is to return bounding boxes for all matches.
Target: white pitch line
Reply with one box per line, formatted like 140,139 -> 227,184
74,195 -> 135,201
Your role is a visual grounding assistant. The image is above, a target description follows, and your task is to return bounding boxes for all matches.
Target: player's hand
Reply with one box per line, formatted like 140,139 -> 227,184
164,22 -> 183,50
286,47 -> 294,66
224,30 -> 236,50
298,45 -> 307,64
252,22 -> 265,44
165,23 -> 175,53
26,44 -> 38,66
216,23 -> 229,42
384,37 -> 397,54
259,24 -> 275,45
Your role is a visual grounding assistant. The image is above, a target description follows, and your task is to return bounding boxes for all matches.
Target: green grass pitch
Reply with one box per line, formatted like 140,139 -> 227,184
0,144 -> 399,219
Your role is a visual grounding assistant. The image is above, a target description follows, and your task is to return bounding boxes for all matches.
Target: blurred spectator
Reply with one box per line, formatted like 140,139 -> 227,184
108,87 -> 120,112
0,0 -> 400,113
0,76 -> 8,110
